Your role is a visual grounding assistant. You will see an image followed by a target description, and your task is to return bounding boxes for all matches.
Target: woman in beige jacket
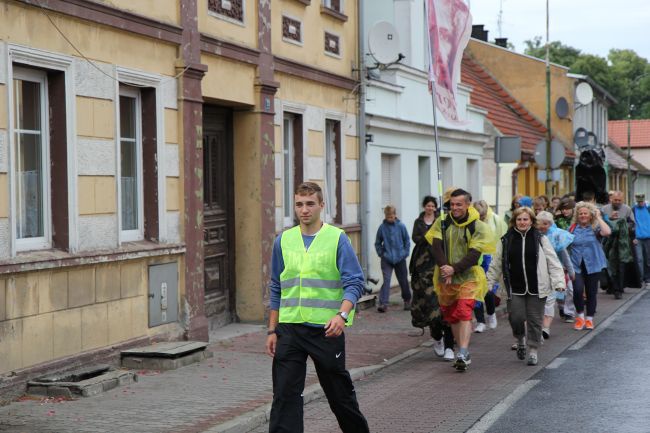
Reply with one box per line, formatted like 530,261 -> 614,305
486,207 -> 566,366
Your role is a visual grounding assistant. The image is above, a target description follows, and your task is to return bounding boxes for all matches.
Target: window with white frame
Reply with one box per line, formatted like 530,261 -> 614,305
283,115 -> 295,226
324,119 -> 341,224
322,0 -> 343,13
119,87 -> 144,240
381,153 -> 400,209
12,67 -> 50,250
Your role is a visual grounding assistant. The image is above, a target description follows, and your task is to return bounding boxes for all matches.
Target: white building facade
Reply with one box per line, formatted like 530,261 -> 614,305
361,0 -> 489,280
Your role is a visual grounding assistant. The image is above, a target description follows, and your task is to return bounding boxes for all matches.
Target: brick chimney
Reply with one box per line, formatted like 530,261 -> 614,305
495,37 -> 508,48
471,25 -> 489,42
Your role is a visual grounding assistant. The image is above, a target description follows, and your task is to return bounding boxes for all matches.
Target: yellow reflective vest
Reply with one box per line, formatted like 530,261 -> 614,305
279,223 -> 354,326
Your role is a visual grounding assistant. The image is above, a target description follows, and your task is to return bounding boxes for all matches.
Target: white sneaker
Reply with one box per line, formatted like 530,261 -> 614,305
474,322 -> 487,333
486,314 -> 497,329
432,339 -> 445,357
443,348 -> 455,361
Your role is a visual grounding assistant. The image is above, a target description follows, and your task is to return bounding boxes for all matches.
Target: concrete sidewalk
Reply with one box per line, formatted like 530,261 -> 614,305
0,288 -> 643,433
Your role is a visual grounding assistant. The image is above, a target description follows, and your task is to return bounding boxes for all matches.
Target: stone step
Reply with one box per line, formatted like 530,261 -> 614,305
121,341 -> 212,370
28,365 -> 137,398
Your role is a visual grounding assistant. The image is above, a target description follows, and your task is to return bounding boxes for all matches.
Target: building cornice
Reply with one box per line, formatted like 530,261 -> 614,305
274,56 -> 358,90
366,113 -> 489,144
20,0 -> 183,44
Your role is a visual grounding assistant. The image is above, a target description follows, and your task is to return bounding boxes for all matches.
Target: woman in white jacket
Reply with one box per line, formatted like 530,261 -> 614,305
486,207 -> 566,366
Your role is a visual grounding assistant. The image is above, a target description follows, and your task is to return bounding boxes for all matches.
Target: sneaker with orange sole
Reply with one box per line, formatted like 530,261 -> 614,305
585,318 -> 594,330
574,317 -> 585,330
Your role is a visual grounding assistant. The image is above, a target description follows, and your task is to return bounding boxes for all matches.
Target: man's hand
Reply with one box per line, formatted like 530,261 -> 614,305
324,314 -> 345,338
265,334 -> 277,357
440,265 -> 455,279
633,239 -> 639,245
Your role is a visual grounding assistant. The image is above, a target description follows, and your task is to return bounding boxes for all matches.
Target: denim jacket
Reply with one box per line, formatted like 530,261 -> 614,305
569,225 -> 607,274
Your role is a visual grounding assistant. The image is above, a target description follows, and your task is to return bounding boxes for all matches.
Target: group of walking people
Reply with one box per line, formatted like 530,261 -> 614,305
384,188 -> 650,372
263,180 -> 649,432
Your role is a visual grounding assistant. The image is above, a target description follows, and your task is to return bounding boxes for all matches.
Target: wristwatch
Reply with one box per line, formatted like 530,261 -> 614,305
336,311 -> 349,323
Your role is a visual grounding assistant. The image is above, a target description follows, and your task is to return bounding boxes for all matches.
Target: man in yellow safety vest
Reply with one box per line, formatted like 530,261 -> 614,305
265,181 -> 369,433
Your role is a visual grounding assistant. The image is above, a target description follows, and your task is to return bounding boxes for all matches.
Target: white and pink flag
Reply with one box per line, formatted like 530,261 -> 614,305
426,0 -> 472,124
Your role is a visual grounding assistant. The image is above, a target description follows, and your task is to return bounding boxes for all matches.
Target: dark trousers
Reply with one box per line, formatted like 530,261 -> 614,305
507,294 -> 545,349
573,262 -> 600,317
379,258 -> 411,306
607,262 -> 627,294
474,291 -> 496,323
269,324 -> 369,433
635,238 -> 650,282
430,320 -> 455,349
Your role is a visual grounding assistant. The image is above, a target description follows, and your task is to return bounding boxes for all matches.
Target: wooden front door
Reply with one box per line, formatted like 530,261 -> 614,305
203,106 -> 235,328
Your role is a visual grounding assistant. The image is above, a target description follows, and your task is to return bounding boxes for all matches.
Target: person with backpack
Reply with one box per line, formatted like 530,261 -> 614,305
426,188 -> 495,371
568,201 -> 611,331
486,207 -> 566,366
632,193 -> 650,287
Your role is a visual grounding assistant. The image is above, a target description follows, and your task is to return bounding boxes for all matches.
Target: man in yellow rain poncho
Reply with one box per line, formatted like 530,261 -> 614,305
425,188 -> 495,371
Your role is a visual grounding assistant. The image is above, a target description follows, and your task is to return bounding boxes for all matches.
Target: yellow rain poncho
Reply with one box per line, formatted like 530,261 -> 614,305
425,206 -> 495,305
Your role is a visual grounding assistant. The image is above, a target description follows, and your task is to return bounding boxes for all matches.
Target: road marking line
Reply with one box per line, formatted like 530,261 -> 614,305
545,357 -> 567,369
569,289 -> 647,351
466,380 -> 540,433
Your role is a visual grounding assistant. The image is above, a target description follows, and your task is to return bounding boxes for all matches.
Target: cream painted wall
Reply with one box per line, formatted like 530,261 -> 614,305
100,0 -> 180,26
201,54 -> 256,105
0,258 -> 184,375
272,0 -> 358,78
198,0 -> 257,48
2,4 -> 178,76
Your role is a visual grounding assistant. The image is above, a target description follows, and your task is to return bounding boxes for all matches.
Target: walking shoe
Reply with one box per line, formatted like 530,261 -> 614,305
542,328 -> 550,340
486,314 -> 498,329
443,348 -> 455,361
432,339 -> 445,357
574,317 -> 585,330
511,343 -> 518,351
474,322 -> 487,333
377,304 -> 387,313
614,292 -> 622,300
585,318 -> 594,330
527,352 -> 538,366
454,353 -> 471,371
403,300 -> 412,311
516,344 -> 526,360
563,315 -> 575,323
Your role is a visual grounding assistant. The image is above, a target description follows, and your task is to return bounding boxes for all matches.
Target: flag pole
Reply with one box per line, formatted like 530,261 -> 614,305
425,0 -> 446,256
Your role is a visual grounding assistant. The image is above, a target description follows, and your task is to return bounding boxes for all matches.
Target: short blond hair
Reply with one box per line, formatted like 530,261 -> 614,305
383,205 -> 396,216
509,207 -> 536,229
571,201 -> 599,229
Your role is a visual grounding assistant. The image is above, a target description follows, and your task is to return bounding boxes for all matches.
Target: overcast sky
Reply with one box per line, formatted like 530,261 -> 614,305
467,0 -> 650,62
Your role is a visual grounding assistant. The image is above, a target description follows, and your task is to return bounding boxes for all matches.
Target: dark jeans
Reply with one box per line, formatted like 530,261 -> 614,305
573,262 -> 600,317
607,261 -> 627,294
430,320 -> 455,349
270,324 -> 369,433
507,294 -> 545,349
379,258 -> 411,306
635,238 -> 650,282
474,291 -> 496,323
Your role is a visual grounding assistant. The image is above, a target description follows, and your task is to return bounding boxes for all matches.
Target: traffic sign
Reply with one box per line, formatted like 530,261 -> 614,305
534,139 -> 565,169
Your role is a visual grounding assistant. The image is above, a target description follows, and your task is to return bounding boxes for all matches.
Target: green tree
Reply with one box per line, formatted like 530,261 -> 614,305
523,38 -> 650,120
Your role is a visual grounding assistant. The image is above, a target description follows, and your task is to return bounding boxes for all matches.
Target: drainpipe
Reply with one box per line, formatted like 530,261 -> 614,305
357,0 -> 370,280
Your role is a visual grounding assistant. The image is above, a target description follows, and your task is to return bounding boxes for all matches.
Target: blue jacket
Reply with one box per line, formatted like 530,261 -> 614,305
633,204 -> 650,239
375,219 -> 411,265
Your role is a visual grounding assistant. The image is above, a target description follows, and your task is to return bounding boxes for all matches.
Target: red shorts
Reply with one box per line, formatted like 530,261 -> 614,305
440,299 -> 476,324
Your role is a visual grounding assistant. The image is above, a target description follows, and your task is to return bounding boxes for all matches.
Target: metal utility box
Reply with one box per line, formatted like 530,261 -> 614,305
148,262 -> 179,327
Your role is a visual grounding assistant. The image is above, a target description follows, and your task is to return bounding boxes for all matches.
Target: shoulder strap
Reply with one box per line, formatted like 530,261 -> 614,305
568,223 -> 577,234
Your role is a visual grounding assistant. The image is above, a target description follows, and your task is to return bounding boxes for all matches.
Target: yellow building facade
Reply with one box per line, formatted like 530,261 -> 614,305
0,0 -> 361,387
467,39 -> 576,197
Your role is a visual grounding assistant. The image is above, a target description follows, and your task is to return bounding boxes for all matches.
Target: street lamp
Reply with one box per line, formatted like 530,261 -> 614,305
627,73 -> 650,204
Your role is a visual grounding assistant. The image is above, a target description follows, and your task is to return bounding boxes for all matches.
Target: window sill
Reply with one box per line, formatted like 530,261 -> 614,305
320,6 -> 348,22
0,241 -> 186,275
294,0 -> 311,5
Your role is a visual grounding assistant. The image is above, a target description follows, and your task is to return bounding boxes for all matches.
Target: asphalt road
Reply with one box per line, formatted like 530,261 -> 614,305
481,290 -> 650,433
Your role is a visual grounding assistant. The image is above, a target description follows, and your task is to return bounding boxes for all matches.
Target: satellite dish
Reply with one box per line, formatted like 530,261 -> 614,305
368,21 -> 401,65
555,97 -> 569,119
575,82 -> 594,106
574,127 -> 590,148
